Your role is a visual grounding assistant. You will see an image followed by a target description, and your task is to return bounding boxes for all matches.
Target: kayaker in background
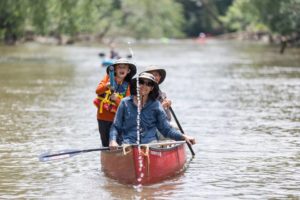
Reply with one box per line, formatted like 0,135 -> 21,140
109,43 -> 120,59
94,58 -> 136,147
144,66 -> 172,121
98,43 -> 121,68
109,72 -> 195,148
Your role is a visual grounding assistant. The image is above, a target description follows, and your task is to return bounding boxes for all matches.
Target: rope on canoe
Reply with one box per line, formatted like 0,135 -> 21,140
122,144 -> 132,155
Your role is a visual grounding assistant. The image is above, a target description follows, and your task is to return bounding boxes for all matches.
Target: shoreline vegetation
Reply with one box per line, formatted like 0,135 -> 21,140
5,31 -> 299,54
218,31 -> 300,54
1,0 -> 299,54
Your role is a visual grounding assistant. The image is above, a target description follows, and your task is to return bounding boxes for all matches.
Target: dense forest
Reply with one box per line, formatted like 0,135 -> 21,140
0,0 -> 299,50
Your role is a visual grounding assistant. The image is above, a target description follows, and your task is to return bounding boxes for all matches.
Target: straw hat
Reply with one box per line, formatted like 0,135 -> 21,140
130,72 -> 159,100
144,66 -> 166,84
106,58 -> 137,79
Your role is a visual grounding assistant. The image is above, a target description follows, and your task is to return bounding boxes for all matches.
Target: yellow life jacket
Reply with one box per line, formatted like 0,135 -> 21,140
96,90 -> 124,113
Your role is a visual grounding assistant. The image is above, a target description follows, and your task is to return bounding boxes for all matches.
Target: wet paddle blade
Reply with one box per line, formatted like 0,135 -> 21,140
39,149 -> 80,162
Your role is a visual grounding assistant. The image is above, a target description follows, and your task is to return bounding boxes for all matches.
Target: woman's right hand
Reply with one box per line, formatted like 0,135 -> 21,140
162,99 -> 172,109
109,140 -> 119,150
182,135 -> 196,145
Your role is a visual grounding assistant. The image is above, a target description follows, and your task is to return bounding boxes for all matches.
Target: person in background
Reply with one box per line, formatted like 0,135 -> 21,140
94,58 -> 136,147
109,72 -> 195,148
144,66 -> 172,121
109,43 -> 120,59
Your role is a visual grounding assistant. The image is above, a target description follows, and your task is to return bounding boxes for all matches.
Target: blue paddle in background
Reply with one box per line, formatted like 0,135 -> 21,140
108,65 -> 115,91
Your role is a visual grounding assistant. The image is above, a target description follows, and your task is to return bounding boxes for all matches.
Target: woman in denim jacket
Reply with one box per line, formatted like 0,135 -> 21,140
109,72 -> 195,148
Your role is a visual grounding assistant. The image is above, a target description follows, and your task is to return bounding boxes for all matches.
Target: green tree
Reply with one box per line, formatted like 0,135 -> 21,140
221,0 -> 300,35
176,0 -> 233,36
27,0 -> 49,35
108,0 -> 184,39
0,0 -> 28,44
0,0 -> 187,44
220,0 -> 267,32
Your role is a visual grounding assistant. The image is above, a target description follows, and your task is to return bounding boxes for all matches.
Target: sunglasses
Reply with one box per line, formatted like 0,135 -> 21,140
139,79 -> 154,87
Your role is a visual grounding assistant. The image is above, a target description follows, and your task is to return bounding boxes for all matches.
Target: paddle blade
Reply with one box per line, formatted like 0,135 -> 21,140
39,149 -> 80,162
39,153 -> 73,162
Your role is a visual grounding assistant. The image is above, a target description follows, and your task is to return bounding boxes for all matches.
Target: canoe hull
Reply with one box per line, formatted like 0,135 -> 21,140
101,143 -> 186,185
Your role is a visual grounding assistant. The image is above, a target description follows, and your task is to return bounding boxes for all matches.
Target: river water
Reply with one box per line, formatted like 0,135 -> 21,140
0,40 -> 299,199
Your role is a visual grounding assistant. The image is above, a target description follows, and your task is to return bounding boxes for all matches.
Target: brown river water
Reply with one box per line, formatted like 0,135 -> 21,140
0,39 -> 299,199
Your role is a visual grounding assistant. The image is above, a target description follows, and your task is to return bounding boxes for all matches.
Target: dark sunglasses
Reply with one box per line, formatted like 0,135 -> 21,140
139,79 -> 154,87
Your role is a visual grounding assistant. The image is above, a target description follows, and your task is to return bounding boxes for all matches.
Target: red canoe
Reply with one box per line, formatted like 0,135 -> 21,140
101,141 -> 187,185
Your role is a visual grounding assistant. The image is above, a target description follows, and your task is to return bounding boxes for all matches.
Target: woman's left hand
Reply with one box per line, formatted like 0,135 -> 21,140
109,140 -> 119,150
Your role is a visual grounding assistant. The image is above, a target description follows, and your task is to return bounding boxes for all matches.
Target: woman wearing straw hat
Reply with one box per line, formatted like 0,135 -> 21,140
94,58 -> 136,147
109,72 -> 195,148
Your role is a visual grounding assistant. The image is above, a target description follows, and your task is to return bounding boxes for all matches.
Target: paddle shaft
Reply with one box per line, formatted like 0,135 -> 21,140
169,107 -> 195,156
40,140 -> 187,162
108,65 -> 115,91
39,147 -> 111,162
44,148 -> 109,158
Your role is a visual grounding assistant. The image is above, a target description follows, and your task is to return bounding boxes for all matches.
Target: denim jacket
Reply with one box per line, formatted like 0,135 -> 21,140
109,96 -> 184,144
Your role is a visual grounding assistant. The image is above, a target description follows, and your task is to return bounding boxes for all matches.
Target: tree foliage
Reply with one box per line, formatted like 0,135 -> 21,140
4,0 -> 299,46
221,0 -> 300,36
0,0 -> 186,44
0,0 -> 28,43
176,0 -> 233,36
118,0 -> 184,39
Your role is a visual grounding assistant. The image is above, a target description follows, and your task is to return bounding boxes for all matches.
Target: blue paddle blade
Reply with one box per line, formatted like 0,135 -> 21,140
39,153 -> 73,162
39,149 -> 80,162
102,60 -> 114,67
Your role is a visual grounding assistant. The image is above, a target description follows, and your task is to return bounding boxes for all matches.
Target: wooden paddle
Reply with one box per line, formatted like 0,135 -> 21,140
39,147 -> 110,162
169,107 -> 195,156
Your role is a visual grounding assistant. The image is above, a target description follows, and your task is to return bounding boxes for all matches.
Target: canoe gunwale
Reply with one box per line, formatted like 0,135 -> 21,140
100,141 -> 185,154
147,142 -> 185,152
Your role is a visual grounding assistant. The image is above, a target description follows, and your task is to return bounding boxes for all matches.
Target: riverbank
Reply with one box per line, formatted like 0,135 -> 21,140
217,31 -> 300,54
2,31 -> 300,56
